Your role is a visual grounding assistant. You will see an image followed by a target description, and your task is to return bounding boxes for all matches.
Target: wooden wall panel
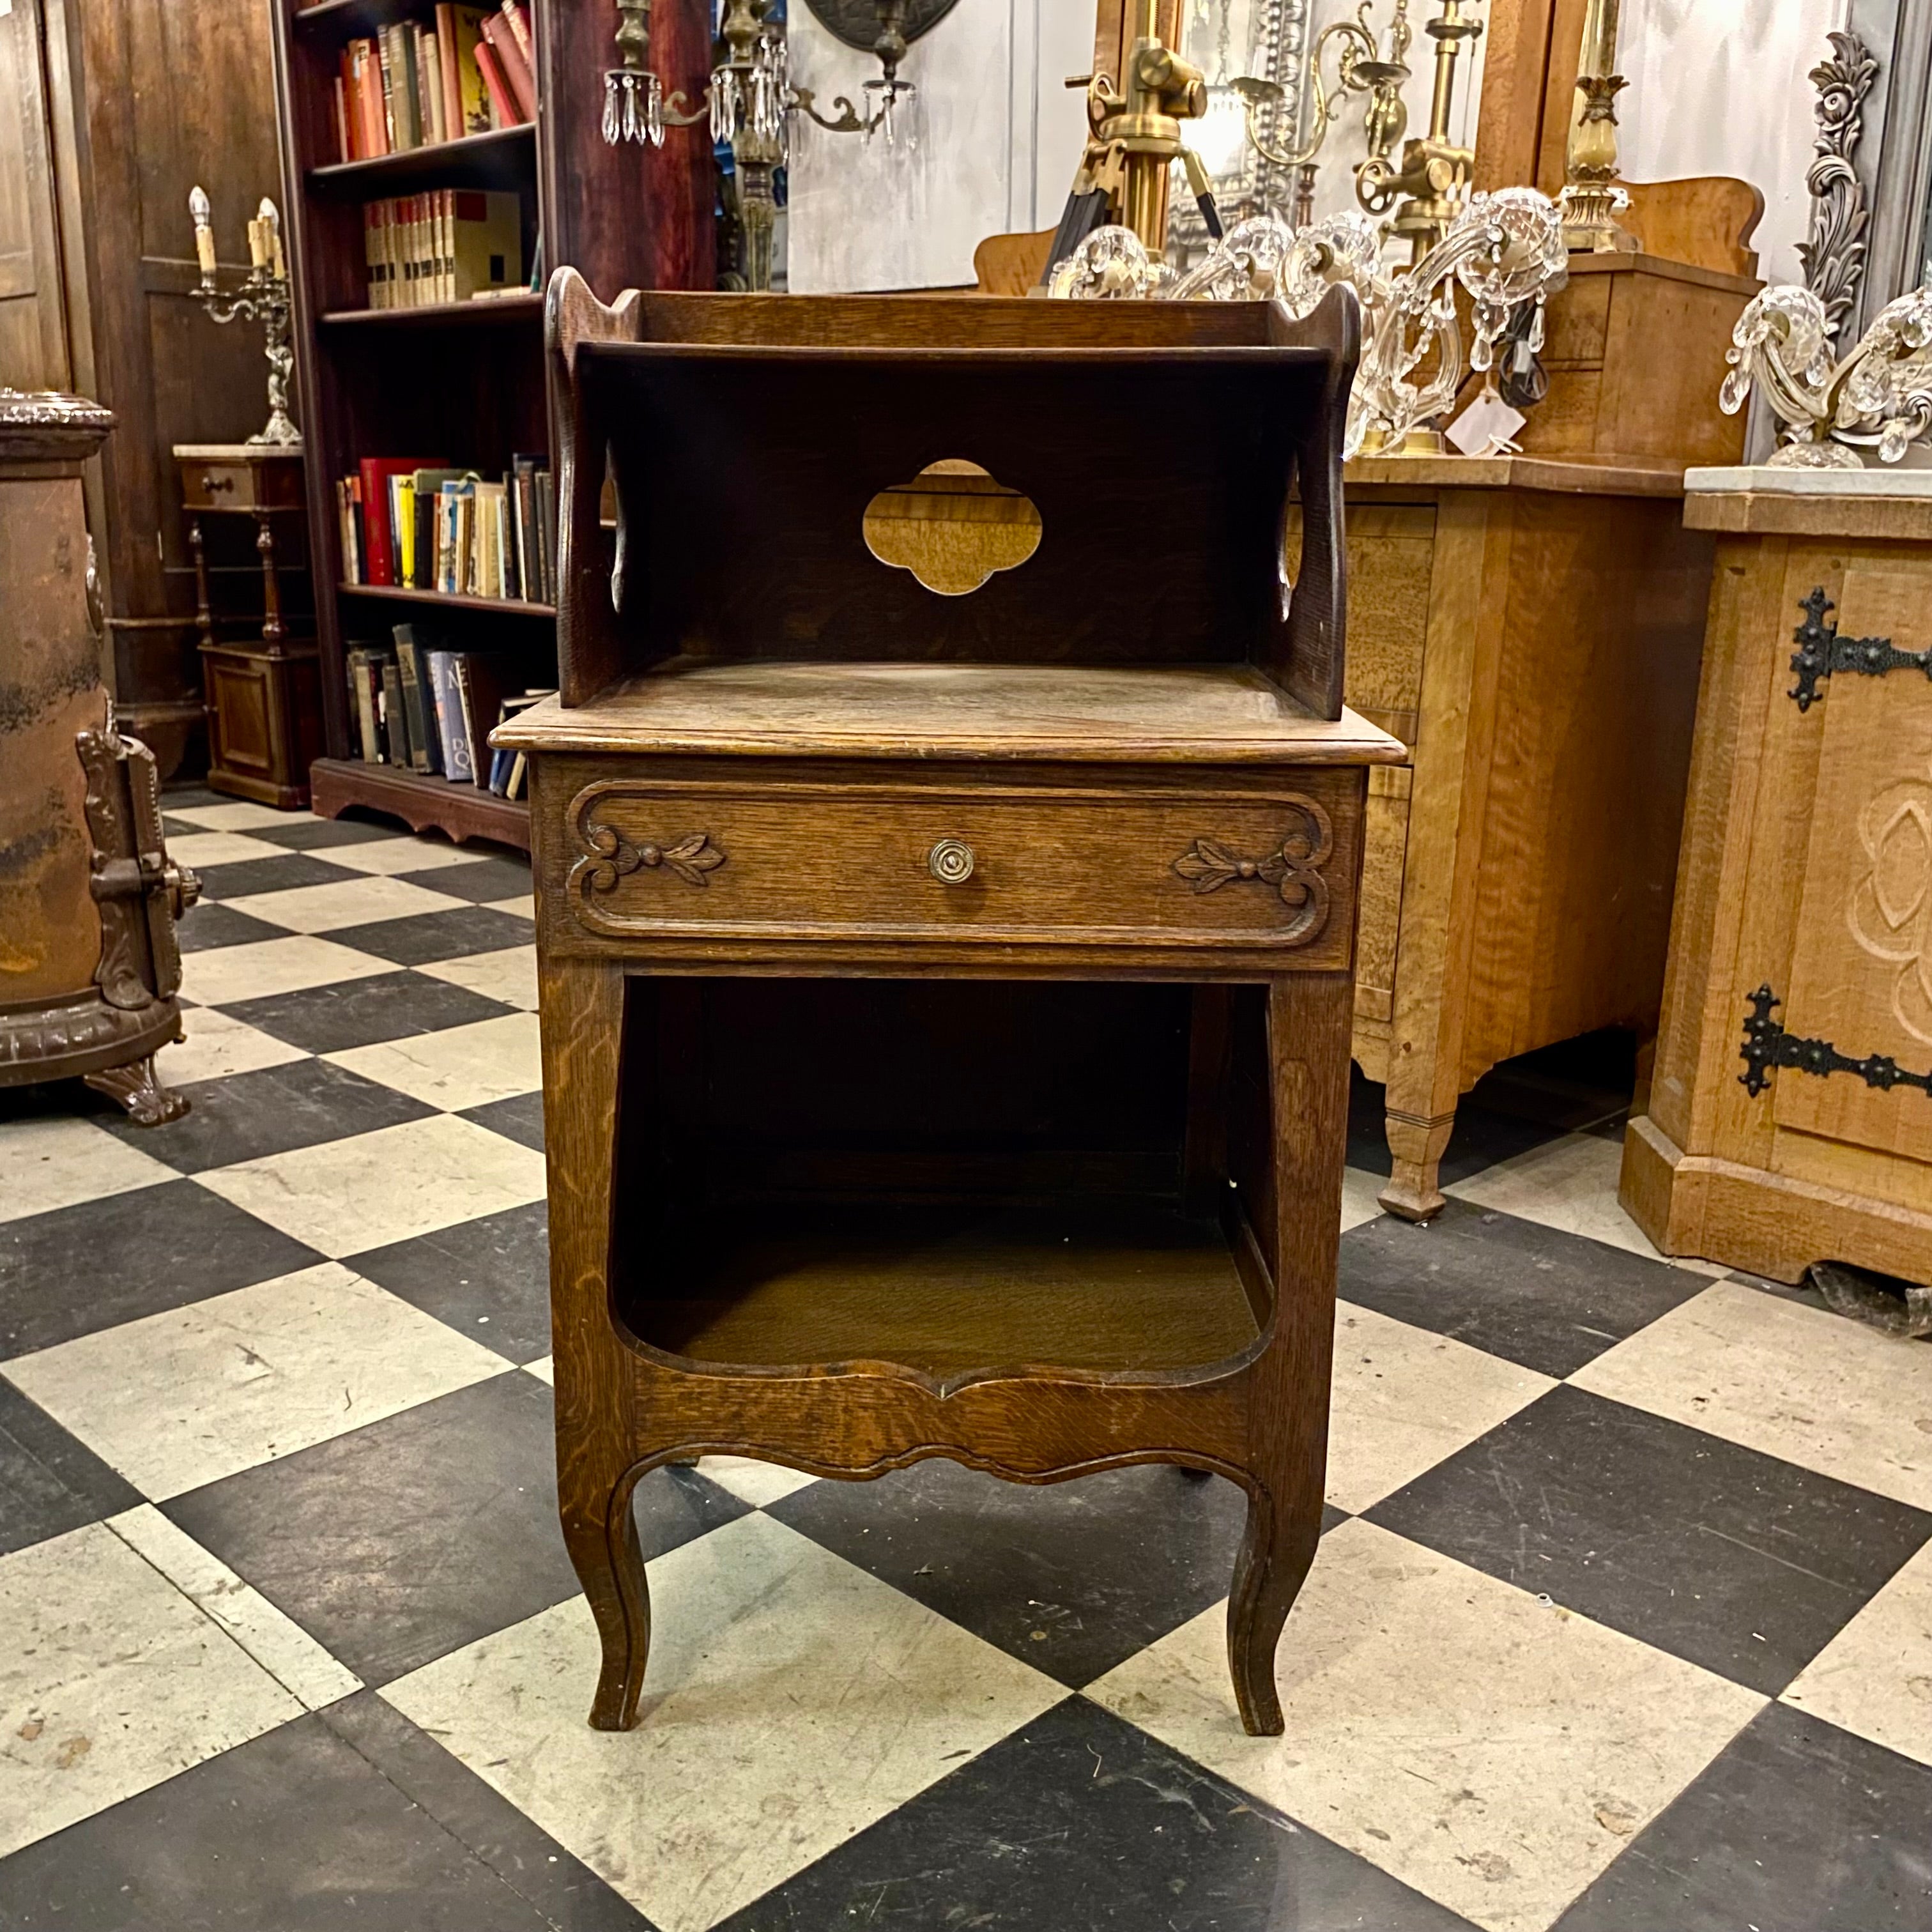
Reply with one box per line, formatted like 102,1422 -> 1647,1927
0,0 -> 70,390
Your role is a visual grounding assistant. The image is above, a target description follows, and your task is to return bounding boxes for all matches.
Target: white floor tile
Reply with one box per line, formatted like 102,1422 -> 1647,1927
224,875 -> 468,935
1782,1539 -> 1932,1769
522,1356 -> 554,1384
107,1505 -> 360,1709
486,894 -> 536,922
320,837 -> 491,877
326,1012 -> 543,1112
156,1008 -> 310,1085
180,935 -> 392,1008
383,1512 -> 1062,1932
163,831 -> 297,868
197,1114 -> 547,1257
1087,1518 -> 1763,1932
1570,1280 -> 1932,1510
165,802 -> 313,832
698,1455 -> 821,1507
418,947 -> 539,1011
3,1261 -> 509,1500
1446,1133 -> 1727,1276
1340,1165 -> 1384,1234
0,1522 -> 302,1859
0,1117 -> 177,1227
1327,1302 -> 1555,1514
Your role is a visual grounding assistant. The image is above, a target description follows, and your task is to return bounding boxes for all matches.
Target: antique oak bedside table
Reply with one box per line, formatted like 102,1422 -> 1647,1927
496,270 -> 1400,1738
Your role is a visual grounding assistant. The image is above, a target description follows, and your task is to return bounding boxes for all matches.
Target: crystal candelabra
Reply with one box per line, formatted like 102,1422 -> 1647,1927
1047,185 -> 1568,458
187,187 -> 299,448
602,0 -> 917,291
1720,282 -> 1932,470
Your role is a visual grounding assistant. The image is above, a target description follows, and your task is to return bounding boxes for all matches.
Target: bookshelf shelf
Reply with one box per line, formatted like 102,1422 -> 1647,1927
338,580 -> 556,615
310,756 -> 531,846
319,293 -> 544,327
272,0 -> 711,850
309,122 -> 537,195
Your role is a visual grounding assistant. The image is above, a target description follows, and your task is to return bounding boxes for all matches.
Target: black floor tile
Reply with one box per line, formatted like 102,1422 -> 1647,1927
221,970 -> 516,1052
719,1697 -> 1478,1932
98,1057 -> 436,1176
176,901 -> 289,954
1338,1200 -> 1708,1378
321,1693 -> 654,1929
1347,1078 -> 1577,1185
349,1201 -> 551,1363
160,784 -> 225,809
770,1461 -> 1259,1688
247,814 -> 397,851
192,852 -> 360,901
0,1377 -> 141,1556
0,1181 -> 323,1355
1553,1703 -> 1932,1932
461,1091 -> 545,1152
400,853 -> 532,903
165,1373 -> 744,1685
1368,1384 -> 1932,1695
0,1707 -> 653,1931
328,905 -> 539,966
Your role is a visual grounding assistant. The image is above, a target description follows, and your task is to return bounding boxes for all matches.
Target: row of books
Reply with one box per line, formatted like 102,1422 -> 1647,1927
362,189 -> 522,309
346,627 -> 550,799
333,4 -> 535,165
337,456 -> 556,604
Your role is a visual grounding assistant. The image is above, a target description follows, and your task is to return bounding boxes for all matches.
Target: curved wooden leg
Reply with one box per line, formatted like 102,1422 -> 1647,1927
1380,1105 -> 1454,1221
1225,1484 -> 1319,1736
560,1458 -> 651,1730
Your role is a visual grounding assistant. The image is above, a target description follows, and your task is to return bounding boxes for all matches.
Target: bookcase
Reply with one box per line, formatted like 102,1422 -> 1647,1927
268,0 -> 714,847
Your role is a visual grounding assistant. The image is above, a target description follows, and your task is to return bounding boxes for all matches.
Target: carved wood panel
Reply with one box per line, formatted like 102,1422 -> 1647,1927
1777,566 -> 1932,1166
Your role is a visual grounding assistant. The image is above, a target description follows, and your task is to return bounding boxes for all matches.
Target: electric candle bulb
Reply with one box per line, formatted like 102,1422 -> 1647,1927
247,218 -> 266,269
189,185 -> 217,276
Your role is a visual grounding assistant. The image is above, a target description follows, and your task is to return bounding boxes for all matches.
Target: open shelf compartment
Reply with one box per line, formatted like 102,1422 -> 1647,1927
608,976 -> 1279,1381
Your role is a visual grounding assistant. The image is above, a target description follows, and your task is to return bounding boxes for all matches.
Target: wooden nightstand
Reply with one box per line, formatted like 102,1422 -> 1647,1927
174,442 -> 321,808
499,273 -> 1400,1740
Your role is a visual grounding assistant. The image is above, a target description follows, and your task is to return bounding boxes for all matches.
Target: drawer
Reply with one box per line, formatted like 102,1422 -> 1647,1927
177,459 -> 305,512
555,776 -> 1359,961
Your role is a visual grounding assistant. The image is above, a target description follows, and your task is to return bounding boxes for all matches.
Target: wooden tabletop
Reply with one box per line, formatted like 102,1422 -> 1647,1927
493,659 -> 1407,765
1346,453 -> 1687,496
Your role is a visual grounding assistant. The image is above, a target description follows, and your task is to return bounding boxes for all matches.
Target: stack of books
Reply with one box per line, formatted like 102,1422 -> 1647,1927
345,625 -> 551,800
334,2 -> 536,163
360,189 -> 522,309
337,456 -> 556,604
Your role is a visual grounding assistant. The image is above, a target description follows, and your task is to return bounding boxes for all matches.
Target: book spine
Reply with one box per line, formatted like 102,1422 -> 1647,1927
434,4 -> 463,146
375,29 -> 398,153
534,467 -> 555,604
505,750 -> 527,801
381,661 -> 412,765
482,14 -> 537,121
394,629 -> 441,774
452,655 -> 483,786
488,738 -> 514,796
334,73 -> 351,164
419,27 -> 445,145
348,649 -> 381,762
358,459 -> 394,586
500,0 -> 532,61
472,36 -> 518,128
427,650 -> 472,781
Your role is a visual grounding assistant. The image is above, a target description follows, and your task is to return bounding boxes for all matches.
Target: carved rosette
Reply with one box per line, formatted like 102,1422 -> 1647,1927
1172,799 -> 1333,944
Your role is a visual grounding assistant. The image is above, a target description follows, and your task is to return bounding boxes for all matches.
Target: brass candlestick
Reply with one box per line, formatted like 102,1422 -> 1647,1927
1558,0 -> 1637,253
187,188 -> 300,447
1354,0 -> 1483,261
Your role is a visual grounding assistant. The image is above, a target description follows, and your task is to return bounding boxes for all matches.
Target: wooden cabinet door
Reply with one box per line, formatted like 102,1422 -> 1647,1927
1776,567 -> 1932,1166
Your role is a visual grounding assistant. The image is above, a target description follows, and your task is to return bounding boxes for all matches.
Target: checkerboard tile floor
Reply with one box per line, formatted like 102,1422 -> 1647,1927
4,790 -> 1931,1931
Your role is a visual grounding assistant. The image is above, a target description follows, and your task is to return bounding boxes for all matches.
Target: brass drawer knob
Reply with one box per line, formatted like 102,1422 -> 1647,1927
928,837 -> 976,885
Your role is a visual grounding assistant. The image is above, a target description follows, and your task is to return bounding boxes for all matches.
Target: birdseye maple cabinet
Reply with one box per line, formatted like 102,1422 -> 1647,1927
497,270 -> 1400,1736
1621,474 -> 1932,1286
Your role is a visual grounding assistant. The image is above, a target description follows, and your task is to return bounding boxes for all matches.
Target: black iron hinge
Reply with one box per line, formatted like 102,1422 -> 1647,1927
1788,586 -> 1932,711
1738,984 -> 1932,1101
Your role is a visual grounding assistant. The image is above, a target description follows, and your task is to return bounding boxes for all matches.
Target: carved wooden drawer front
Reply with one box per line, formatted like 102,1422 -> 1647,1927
564,779 -> 1349,954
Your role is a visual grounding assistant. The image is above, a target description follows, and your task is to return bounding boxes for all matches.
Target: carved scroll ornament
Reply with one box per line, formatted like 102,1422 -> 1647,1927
1172,798 -> 1333,944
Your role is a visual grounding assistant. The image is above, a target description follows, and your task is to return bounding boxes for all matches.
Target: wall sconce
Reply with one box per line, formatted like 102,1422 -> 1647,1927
186,187 -> 299,447
603,0 -> 918,291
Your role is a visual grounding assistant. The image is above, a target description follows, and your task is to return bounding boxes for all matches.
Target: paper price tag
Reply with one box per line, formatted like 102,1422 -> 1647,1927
1446,391 -> 1528,457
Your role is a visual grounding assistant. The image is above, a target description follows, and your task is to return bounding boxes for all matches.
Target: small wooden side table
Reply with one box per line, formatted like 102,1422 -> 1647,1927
1621,468 -> 1932,1285
174,442 -> 322,809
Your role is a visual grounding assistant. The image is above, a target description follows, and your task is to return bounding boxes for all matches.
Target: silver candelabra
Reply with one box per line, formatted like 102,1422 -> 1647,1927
188,187 -> 300,448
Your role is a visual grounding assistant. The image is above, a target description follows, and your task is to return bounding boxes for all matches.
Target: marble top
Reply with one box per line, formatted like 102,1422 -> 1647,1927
1685,462 -> 1932,498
